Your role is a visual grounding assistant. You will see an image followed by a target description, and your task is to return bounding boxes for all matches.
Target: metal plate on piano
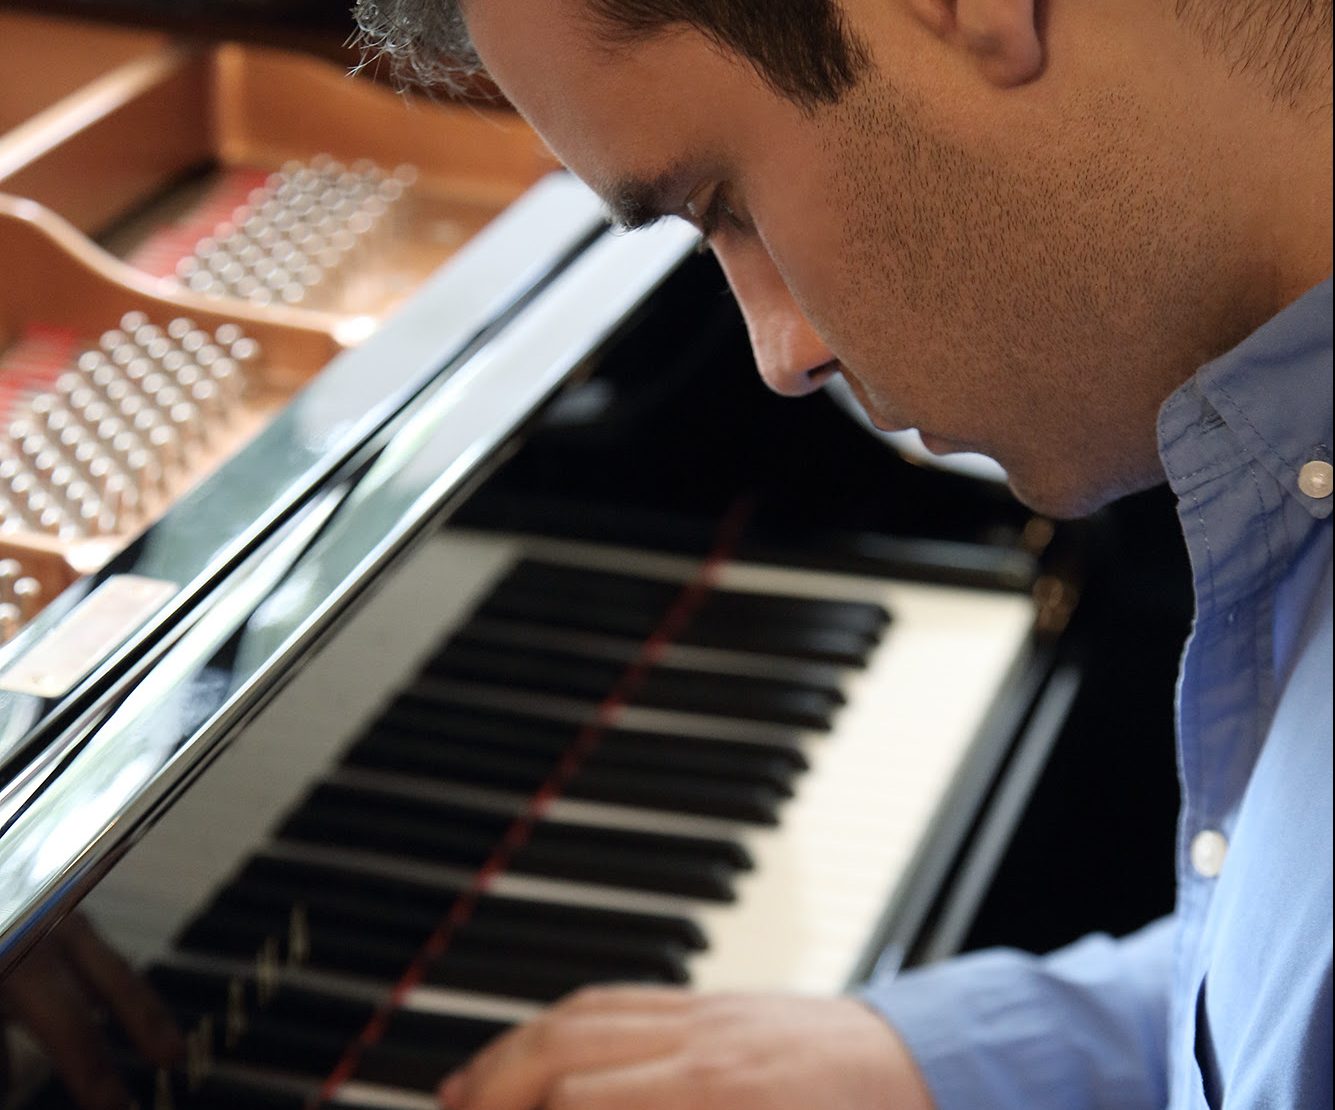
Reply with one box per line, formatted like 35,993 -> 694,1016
0,575 -> 175,697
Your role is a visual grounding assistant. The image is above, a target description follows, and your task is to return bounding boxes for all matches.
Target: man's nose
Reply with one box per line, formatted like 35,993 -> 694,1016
714,241 -> 836,397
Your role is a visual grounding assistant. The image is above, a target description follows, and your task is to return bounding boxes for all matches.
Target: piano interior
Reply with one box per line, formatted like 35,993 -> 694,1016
0,6 -> 1193,1109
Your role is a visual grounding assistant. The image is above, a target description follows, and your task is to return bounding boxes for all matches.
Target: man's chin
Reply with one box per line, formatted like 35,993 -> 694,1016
1005,465 -> 1164,521
1004,472 -> 1117,521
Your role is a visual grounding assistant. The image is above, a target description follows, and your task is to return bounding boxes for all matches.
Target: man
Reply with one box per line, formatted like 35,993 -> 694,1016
349,2 -> 1331,1109
359,1 -> 1334,1107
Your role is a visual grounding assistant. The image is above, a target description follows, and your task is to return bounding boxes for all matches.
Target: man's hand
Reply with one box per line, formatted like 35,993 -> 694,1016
438,986 -> 935,1110
1,913 -> 183,1110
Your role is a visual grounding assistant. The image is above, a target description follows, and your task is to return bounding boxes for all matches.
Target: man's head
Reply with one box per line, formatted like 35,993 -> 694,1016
357,0 -> 1332,518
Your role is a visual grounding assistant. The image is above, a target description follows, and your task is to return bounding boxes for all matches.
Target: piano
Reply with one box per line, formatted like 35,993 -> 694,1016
0,8 -> 1188,1108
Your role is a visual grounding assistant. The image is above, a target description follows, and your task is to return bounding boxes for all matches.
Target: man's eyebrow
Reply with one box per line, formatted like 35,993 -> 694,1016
602,166 -> 694,230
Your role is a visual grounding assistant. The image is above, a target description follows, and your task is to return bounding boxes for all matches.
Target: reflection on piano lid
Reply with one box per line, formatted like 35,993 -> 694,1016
12,515 -> 1033,1107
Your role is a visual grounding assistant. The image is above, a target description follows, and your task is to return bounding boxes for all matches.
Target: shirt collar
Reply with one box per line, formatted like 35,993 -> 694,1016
1158,278 -> 1333,521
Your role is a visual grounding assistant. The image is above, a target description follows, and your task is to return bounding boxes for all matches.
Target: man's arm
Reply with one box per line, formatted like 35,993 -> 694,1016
864,916 -> 1175,1110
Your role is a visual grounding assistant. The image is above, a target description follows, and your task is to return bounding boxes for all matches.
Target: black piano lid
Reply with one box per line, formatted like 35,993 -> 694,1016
0,176 -> 699,975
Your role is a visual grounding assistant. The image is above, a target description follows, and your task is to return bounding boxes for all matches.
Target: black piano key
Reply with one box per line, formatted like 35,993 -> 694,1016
634,664 -> 844,730
278,782 -> 750,900
346,724 -> 784,823
353,1039 -> 472,1093
384,1008 -> 508,1052
242,1008 -> 507,1093
442,916 -> 688,987
383,695 -> 808,783
230,1012 -> 351,1075
177,906 -> 415,979
189,1077 -> 310,1110
235,854 -> 708,951
685,611 -> 881,666
499,560 -> 891,639
424,639 -> 844,729
277,783 -> 508,869
479,584 -> 883,665
356,1010 -> 510,1091
139,963 -> 505,1096
148,967 -> 375,1042
180,893 -> 690,1002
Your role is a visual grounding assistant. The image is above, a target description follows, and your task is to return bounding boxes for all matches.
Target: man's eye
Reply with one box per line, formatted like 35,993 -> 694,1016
686,189 -> 745,242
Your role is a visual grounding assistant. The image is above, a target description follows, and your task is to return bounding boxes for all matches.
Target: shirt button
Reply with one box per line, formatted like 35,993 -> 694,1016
1298,460 -> 1333,499
1191,830 -> 1229,878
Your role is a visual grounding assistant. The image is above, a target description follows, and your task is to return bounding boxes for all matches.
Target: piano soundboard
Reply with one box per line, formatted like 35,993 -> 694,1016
0,8 -> 558,644
0,9 -> 1071,1109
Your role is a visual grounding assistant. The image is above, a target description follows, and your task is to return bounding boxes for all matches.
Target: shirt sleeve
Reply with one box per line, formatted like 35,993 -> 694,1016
859,917 -> 1175,1110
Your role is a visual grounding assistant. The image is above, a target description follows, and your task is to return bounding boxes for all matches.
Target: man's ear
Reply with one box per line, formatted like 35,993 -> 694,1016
906,0 -> 1044,87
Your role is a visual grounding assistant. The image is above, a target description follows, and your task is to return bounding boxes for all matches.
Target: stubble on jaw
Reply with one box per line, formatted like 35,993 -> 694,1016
814,73 -> 1252,518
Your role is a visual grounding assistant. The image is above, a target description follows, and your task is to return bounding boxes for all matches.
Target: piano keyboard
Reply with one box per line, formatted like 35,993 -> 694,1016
18,525 -> 1034,1108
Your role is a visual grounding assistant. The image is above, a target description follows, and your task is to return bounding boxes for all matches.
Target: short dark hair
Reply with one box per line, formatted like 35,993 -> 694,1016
353,0 -> 1332,109
352,0 -> 871,108
1176,0 -> 1332,104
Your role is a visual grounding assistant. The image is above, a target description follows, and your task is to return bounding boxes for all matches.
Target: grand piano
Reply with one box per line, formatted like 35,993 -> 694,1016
0,7 -> 1190,1108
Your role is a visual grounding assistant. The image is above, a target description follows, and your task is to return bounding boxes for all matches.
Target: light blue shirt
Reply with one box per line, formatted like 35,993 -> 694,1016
862,278 -> 1333,1109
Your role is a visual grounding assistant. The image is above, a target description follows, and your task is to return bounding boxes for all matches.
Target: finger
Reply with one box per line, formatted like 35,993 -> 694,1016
2,948 -> 131,1110
59,914 -> 183,1065
551,984 -> 696,1017
443,1012 -> 689,1110
444,986 -> 693,1107
546,1056 -> 697,1110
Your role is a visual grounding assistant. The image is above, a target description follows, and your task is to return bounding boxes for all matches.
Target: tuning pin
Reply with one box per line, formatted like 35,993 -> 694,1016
187,271 -> 223,297
138,371 -> 172,403
174,400 -> 204,447
0,559 -> 20,602
100,472 -> 132,527
227,335 -> 261,368
79,450 -> 118,500
0,603 -> 20,641
99,329 -> 131,355
64,483 -> 106,536
142,335 -> 173,364
166,317 -> 198,342
211,322 -> 243,348
122,447 -> 163,501
206,357 -> 245,409
186,379 -> 222,423
0,499 -> 22,535
77,400 -> 112,434
142,422 -> 181,481
0,454 -> 26,490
